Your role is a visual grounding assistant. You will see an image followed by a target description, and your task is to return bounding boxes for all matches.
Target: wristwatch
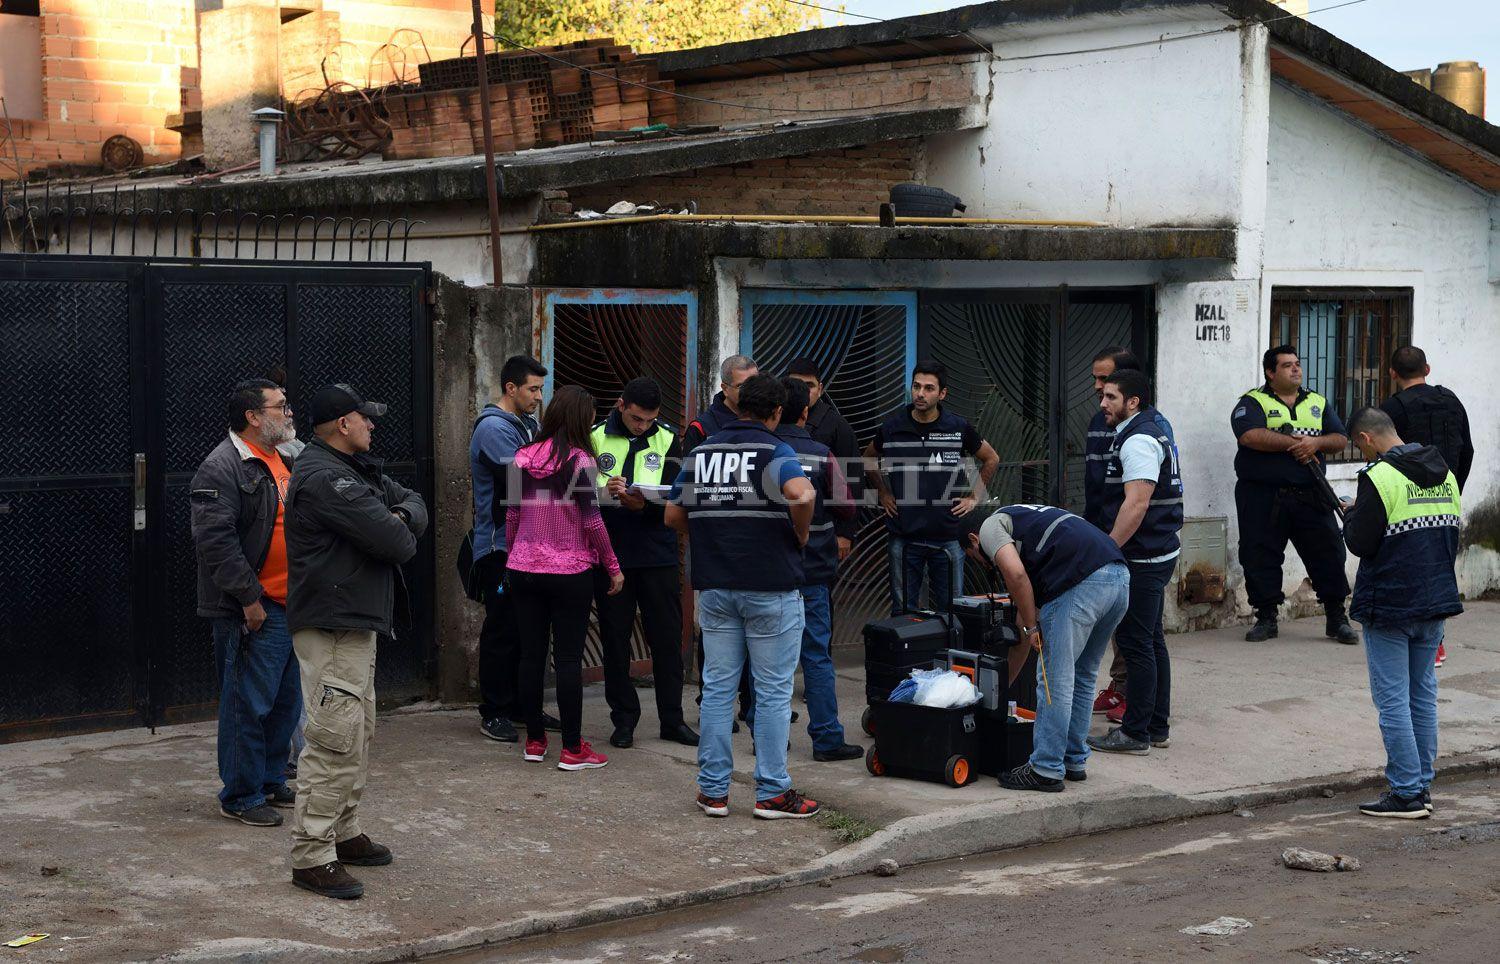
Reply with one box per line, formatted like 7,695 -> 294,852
1020,625 -> 1038,637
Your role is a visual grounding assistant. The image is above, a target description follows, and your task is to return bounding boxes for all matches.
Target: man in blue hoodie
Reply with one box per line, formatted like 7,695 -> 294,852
470,355 -> 549,743
1342,407 -> 1462,820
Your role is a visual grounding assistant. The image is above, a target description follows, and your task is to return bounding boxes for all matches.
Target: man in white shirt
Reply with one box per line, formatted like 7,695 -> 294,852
1088,369 -> 1184,756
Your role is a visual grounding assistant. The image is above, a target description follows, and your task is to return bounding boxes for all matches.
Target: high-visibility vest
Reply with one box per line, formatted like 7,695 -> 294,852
1350,457 -> 1462,625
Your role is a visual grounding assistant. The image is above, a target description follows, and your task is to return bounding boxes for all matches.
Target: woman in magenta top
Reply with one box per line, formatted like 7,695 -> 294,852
506,385 -> 623,771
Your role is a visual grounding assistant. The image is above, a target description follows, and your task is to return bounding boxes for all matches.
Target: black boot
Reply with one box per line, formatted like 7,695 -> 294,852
1245,612 -> 1278,642
1325,604 -> 1358,645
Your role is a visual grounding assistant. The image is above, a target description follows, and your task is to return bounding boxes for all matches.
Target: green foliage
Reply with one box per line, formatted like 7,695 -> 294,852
493,0 -> 821,53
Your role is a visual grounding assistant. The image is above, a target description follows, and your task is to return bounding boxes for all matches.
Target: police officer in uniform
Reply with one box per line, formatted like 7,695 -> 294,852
1232,345 -> 1357,644
1089,369 -> 1183,756
591,377 -> 698,750
666,375 -> 822,820
1342,407 -> 1462,819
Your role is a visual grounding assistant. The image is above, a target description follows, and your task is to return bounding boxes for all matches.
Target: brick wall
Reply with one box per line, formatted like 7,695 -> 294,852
671,53 -> 986,127
565,138 -> 921,217
6,0 -> 195,175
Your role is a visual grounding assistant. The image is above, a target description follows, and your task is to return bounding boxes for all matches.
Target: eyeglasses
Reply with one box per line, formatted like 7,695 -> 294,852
258,402 -> 293,414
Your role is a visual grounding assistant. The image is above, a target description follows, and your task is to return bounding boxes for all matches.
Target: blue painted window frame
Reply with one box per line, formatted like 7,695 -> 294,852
538,287 -> 699,407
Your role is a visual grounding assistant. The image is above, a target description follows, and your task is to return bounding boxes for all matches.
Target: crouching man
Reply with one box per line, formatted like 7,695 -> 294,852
961,503 -> 1129,792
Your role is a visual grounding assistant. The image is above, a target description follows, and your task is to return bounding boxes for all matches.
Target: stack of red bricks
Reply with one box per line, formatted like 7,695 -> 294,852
382,38 -> 679,161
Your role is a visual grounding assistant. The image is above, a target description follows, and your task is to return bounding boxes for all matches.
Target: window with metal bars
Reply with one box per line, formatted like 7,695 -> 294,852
1268,288 -> 1413,462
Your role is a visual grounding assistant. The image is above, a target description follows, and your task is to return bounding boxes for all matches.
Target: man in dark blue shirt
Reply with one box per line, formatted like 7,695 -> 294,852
667,375 -> 822,821
863,360 -> 1000,615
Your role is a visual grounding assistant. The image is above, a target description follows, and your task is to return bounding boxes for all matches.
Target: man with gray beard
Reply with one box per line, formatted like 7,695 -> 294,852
190,378 -> 304,827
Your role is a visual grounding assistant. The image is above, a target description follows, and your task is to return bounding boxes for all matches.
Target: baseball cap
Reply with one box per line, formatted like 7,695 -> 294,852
309,383 -> 388,425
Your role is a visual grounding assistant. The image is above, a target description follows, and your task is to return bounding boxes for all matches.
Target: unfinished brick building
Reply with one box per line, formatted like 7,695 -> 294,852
0,0 -> 483,177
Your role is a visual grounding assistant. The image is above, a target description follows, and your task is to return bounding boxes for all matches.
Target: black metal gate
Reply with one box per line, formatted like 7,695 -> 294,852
0,255 -> 433,742
919,288 -> 1151,512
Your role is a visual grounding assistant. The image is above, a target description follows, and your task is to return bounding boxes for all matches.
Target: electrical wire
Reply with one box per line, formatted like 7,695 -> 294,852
491,0 -> 1377,118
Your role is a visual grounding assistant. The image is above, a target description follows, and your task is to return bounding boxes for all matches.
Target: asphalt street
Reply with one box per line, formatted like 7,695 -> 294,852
454,772 -> 1500,964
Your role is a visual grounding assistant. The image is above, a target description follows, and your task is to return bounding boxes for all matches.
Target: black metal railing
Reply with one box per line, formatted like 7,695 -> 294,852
0,182 -> 425,262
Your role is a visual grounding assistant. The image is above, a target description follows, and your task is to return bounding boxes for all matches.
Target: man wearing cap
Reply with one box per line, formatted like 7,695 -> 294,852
285,384 -> 428,900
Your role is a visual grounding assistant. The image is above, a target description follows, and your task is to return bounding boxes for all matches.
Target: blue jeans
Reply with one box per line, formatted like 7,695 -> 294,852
1030,563 -> 1130,780
698,589 -> 804,801
799,584 -> 847,752
210,599 -> 302,812
1116,558 -> 1176,743
887,535 -> 964,615
1362,619 -> 1443,797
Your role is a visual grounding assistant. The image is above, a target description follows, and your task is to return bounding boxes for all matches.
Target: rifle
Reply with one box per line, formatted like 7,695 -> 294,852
1275,424 -> 1346,521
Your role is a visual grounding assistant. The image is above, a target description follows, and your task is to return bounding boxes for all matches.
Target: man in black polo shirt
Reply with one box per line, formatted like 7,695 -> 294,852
786,357 -> 860,564
864,359 -> 1000,615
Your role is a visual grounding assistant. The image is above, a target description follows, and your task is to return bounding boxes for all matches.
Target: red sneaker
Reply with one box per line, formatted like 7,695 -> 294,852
1435,643 -> 1446,668
523,738 -> 547,762
558,741 -> 609,771
1106,700 -> 1126,725
696,791 -> 729,817
754,789 -> 820,819
1093,685 -> 1124,715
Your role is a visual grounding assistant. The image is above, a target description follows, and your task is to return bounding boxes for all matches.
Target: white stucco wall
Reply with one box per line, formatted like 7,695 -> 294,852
1256,80 -> 1500,603
924,12 -> 1261,231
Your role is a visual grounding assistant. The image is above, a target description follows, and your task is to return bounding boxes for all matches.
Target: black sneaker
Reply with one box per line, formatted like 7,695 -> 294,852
220,803 -> 283,827
1065,769 -> 1087,782
480,717 -> 519,743
1421,788 -> 1434,812
1358,790 -> 1428,819
813,742 -> 864,762
542,712 -> 563,732
609,725 -> 634,749
1088,727 -> 1150,755
1245,617 -> 1278,642
265,785 -> 295,809
997,762 -> 1064,793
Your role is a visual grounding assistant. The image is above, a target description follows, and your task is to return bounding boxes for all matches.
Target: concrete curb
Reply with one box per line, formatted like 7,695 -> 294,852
160,747 -> 1500,963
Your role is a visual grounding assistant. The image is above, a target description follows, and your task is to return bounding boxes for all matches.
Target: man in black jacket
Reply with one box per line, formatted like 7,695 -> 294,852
786,357 -> 860,563
1380,345 -> 1473,492
285,384 -> 428,901
191,378 -> 303,829
1341,407 -> 1462,819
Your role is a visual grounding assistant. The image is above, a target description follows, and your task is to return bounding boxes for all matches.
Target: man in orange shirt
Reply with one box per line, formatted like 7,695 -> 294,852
190,379 -> 304,827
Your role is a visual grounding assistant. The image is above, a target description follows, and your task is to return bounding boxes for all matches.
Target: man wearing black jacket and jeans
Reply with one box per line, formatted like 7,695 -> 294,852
191,379 -> 303,828
786,357 -> 860,563
285,384 -> 428,901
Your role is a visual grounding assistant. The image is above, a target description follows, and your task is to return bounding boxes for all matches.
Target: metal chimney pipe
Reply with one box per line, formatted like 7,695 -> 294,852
251,107 -> 286,176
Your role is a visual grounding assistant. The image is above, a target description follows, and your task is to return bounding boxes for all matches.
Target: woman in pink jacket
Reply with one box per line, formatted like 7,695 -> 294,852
506,385 -> 623,770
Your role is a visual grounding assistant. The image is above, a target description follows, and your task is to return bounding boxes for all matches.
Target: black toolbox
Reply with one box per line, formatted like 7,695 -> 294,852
861,611 -> 959,705
864,699 -> 983,787
949,593 -> 1020,656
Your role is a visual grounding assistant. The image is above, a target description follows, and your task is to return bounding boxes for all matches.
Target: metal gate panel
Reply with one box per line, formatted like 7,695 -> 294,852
1058,293 -> 1146,513
152,278 -> 289,720
1,255 -> 433,741
538,288 -> 697,670
294,276 -> 430,693
0,262 -> 145,738
740,290 -> 916,650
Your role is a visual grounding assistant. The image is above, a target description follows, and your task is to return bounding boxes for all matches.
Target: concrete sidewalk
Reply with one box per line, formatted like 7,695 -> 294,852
4,606 -> 1499,963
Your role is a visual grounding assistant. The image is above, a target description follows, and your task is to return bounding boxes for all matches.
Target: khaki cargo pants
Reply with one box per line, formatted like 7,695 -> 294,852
290,627 -> 377,870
